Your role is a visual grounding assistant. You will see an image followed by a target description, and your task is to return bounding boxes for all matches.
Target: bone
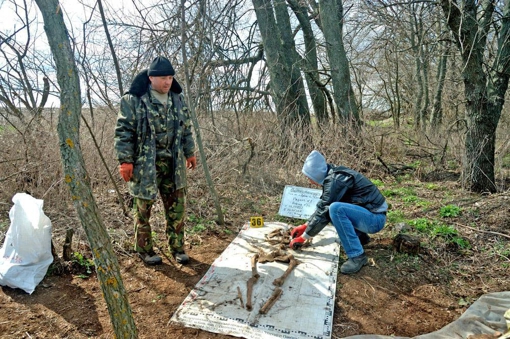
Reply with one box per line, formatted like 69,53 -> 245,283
258,249 -> 291,263
246,254 -> 260,311
265,228 -> 291,245
259,288 -> 283,314
237,286 -> 244,308
273,256 -> 300,287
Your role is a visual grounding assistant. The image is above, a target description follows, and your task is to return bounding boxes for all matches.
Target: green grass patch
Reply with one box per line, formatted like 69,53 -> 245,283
387,210 -> 405,223
416,200 -> 432,209
187,214 -> 216,234
371,179 -> 384,187
381,186 -> 416,198
72,252 -> 95,276
431,224 -> 458,238
402,195 -> 418,205
425,183 -> 441,191
503,153 -> 510,168
447,160 -> 460,170
450,236 -> 471,249
439,204 -> 462,218
408,218 -> 436,233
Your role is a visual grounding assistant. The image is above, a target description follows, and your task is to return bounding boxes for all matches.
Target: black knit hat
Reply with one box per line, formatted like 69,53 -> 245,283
147,56 -> 175,76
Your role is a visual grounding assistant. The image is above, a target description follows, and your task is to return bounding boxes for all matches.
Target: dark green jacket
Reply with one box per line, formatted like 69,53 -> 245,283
114,70 -> 195,199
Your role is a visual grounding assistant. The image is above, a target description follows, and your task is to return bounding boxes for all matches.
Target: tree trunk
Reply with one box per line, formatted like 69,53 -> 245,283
440,0 -> 510,193
287,0 -> 329,123
180,0 -> 225,225
430,34 -> 449,132
273,0 -> 310,126
34,0 -> 138,337
318,0 -> 360,125
252,0 -> 310,132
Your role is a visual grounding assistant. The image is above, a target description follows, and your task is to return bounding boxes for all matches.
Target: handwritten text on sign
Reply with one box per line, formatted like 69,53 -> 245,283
278,185 -> 322,220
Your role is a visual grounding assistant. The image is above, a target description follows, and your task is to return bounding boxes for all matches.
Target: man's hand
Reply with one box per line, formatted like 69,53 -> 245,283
186,156 -> 197,170
119,163 -> 133,182
290,224 -> 307,239
290,236 -> 306,250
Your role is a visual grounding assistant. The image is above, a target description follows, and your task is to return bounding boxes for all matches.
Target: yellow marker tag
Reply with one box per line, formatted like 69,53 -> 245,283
250,216 -> 264,228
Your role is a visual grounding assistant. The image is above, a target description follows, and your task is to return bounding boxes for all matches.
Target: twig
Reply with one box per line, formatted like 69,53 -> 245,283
454,222 -> 510,240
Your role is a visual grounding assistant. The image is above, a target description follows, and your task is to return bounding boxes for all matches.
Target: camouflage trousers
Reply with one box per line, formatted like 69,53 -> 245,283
133,160 -> 186,254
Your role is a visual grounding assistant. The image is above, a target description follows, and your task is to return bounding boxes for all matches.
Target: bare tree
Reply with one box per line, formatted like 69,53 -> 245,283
430,21 -> 451,133
440,0 -> 510,192
286,0 -> 329,123
33,0 -> 138,337
316,0 -> 360,125
251,0 -> 311,132
0,0 -> 51,121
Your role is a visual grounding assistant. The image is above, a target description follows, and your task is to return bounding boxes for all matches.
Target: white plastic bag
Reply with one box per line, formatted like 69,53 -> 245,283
0,193 -> 53,294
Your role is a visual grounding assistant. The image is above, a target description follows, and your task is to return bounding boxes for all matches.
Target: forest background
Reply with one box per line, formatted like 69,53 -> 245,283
0,0 -> 509,338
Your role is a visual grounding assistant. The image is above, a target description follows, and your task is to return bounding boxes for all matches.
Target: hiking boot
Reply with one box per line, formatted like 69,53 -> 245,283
173,251 -> 189,265
138,250 -> 162,265
357,231 -> 371,246
341,253 -> 368,274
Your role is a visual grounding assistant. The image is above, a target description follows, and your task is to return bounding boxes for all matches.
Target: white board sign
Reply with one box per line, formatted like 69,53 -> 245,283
278,185 -> 322,220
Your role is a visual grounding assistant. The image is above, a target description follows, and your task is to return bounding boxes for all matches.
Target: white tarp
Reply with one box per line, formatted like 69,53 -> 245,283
171,221 -> 510,339
171,221 -> 339,339
345,291 -> 510,339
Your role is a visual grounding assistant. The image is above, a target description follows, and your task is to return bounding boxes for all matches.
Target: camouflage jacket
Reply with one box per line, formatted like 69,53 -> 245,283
114,70 -> 195,199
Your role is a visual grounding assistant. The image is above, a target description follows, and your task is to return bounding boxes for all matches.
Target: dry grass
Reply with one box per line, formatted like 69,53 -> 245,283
0,107 -> 508,252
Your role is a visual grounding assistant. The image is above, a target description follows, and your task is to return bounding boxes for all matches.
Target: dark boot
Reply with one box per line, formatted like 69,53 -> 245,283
138,250 -> 162,265
172,251 -> 189,264
341,253 -> 368,274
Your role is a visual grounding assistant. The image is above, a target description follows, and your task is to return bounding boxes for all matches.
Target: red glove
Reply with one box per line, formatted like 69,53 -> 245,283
119,163 -> 133,182
186,156 -> 197,170
290,224 -> 307,239
290,236 -> 306,250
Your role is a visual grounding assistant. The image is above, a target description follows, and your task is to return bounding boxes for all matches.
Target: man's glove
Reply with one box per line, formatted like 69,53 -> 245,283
290,224 -> 307,239
186,156 -> 197,170
290,236 -> 306,250
119,163 -> 133,182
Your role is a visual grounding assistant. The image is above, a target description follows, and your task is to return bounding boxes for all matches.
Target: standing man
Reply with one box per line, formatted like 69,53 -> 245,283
114,56 -> 197,265
290,150 -> 387,274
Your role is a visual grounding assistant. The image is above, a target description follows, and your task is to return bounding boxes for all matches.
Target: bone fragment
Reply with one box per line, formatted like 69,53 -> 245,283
259,288 -> 283,314
273,256 -> 300,287
246,254 -> 260,311
258,249 -> 291,263
237,286 -> 244,308
265,228 -> 291,245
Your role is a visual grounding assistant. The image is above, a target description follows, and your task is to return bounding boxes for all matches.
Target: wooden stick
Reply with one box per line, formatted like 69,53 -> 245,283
273,256 -> 299,287
259,288 -> 282,314
454,222 -> 510,240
